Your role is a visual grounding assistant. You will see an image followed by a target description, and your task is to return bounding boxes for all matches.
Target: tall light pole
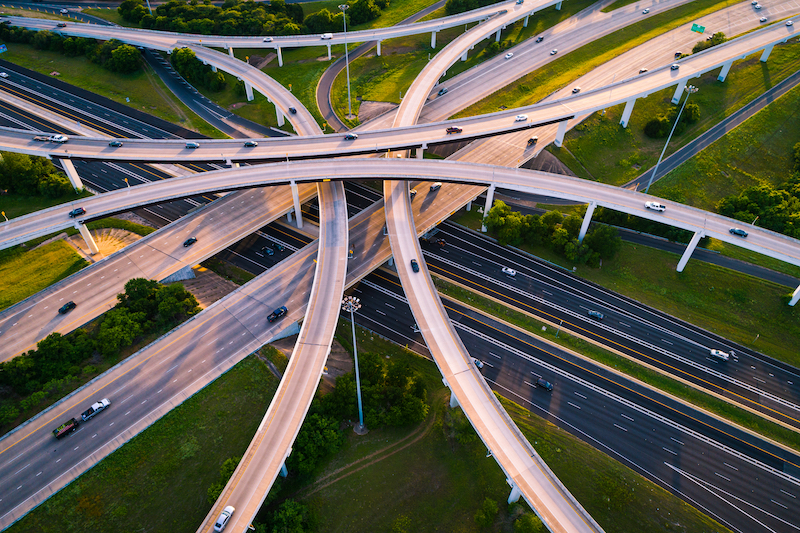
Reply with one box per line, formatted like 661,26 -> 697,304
341,295 -> 366,433
645,84 -> 698,194
339,4 -> 353,120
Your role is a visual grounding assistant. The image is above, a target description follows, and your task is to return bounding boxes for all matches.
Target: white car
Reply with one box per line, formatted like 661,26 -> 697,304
787,20 -> 794,26
642,8 -> 649,13
0,72 -> 7,78
514,114 -> 528,122
754,3 -> 761,9
760,16 -> 767,22
502,267 -> 517,276
59,8 -> 69,14
550,49 -> 558,55
710,349 -> 730,361
504,52 -> 513,59
572,87 -> 581,94
645,201 -> 666,212
263,36 -> 273,42
214,506 -> 235,532
671,63 -> 680,70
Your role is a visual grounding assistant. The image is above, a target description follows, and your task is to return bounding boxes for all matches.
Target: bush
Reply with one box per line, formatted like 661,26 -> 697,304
348,0 -> 382,25
692,32 -> 727,54
171,47 -> 228,92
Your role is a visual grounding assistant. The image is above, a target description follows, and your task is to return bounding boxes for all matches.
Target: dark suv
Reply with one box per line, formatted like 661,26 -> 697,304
68,207 -> 86,218
536,378 -> 553,391
58,301 -> 77,314
729,228 -> 748,238
267,306 -> 288,323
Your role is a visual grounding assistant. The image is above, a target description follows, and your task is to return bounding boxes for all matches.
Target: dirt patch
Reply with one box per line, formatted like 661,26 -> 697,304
247,53 -> 276,70
320,339 -> 353,394
358,100 -> 398,123
228,102 -> 247,110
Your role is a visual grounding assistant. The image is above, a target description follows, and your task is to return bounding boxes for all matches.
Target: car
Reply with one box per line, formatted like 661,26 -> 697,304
501,266 -> 516,276
185,141 -> 200,149
639,68 -> 648,74
58,301 -> 77,314
56,22 -> 67,27
572,87 -> 581,94
275,243 -> 285,252
50,134 -> 69,143
706,34 -> 714,41
183,237 -> 197,247
710,349 -> 730,361
536,378 -> 553,391
214,505 -> 235,532
244,140 -> 258,147
52,418 -> 80,439
446,126 -> 463,134
751,0 -> 758,4
674,51 -> 682,59
68,207 -> 86,218
289,106 -> 297,114
267,306 -> 288,323
516,0 -> 524,4
588,310 -> 604,320
535,36 -> 544,43
504,52 -> 514,59
59,8 -> 69,14
344,133 -> 358,140
754,3 -> 762,9
108,140 -> 123,147
0,72 -> 7,78
527,136 -> 538,146
263,36 -> 273,42
437,87 -> 448,96
645,201 -> 666,212
261,245 -> 274,256
550,49 -> 558,55
410,259 -> 420,272
787,20 -> 794,26
670,63 -> 680,70
81,398 -> 111,421
642,8 -> 649,14
473,358 -> 484,368
433,238 -> 446,247
760,16 -> 767,22
409,188 -> 417,200
430,182 -> 442,191
729,228 -> 748,238
515,114 -> 528,122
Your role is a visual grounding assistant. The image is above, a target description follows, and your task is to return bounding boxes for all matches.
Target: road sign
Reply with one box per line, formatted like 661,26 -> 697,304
0,44 -> 7,54
691,23 -> 705,33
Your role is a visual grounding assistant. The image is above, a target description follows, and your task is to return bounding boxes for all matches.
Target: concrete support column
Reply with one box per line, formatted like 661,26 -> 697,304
508,483 -> 521,504
287,210 -> 293,223
671,79 -> 687,104
280,463 -> 288,477
466,199 -> 472,211
387,256 -> 394,267
377,41 -> 381,56
760,44 -> 774,62
676,231 -> 704,272
578,202 -> 596,243
290,180 -> 304,229
431,31 -> 437,48
326,43 -> 331,60
277,46 -> 283,67
276,105 -> 285,127
481,184 -> 496,232
60,159 -> 84,191
461,49 -> 468,61
228,46 -> 234,57
555,0 -> 562,9
210,64 -> 217,73
495,29 -> 501,42
523,14 -> 529,27
76,222 -> 99,255
244,81 -> 254,102
619,98 -> 637,128
717,60 -> 732,82
554,120 -> 568,147
789,285 -> 800,306
415,147 -> 424,159
449,391 -> 459,408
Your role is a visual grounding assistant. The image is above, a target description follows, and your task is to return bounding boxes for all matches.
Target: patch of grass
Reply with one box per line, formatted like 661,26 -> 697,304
201,256 -> 256,285
433,276 -> 800,452
81,7 -> 135,26
1,190 -> 90,220
563,40 -> 800,187
705,237 -> 800,280
0,240 -> 87,311
0,6 -> 64,20
7,356 -> 279,533
601,0 -> 640,13
351,0 -> 441,31
85,217 -> 155,236
1,43 -> 225,137
453,0 -> 741,119
259,344 -> 288,374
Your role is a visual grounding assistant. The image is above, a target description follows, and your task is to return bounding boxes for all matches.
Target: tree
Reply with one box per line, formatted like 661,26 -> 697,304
347,0 -> 381,26
270,499 -> 311,533
303,8 -> 340,34
793,141 -> 800,171
0,152 -> 34,194
37,173 -> 72,198
473,497 -> 499,529
96,308 -> 145,357
583,225 -> 621,259
207,456 -> 241,503
107,44 -> 141,74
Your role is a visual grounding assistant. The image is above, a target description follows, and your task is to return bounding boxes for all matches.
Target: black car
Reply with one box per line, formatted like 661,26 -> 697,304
536,378 -> 553,391
535,36 -> 544,43
587,310 -> 604,320
267,306 -> 288,323
437,87 -> 448,96
275,243 -> 285,252
344,133 -> 358,140
183,237 -> 197,247
289,106 -> 297,114
433,238 -> 446,248
262,245 -> 274,256
410,259 -> 420,273
58,301 -> 77,314
729,228 -> 748,238
108,140 -> 123,147
68,207 -> 86,218
244,140 -> 258,147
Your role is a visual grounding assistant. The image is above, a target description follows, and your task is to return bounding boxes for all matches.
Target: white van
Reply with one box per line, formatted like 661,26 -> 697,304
321,33 -> 333,40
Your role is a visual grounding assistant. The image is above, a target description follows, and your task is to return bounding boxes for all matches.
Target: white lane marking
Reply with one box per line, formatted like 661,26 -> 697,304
619,322 -> 631,328
124,411 -> 131,416
168,364 -> 179,372
109,422 -> 114,427
376,310 -> 386,316
141,400 -> 147,405
574,392 -> 587,399
723,462 -> 738,471
771,499 -> 788,509
671,437 -> 684,446
73,446 -> 79,451
13,464 -> 31,476
542,290 -> 553,296
36,472 -> 42,477
661,339 -> 673,345
613,424 -> 627,432
568,402 -> 581,409
201,360 -> 206,364
662,447 -> 677,456
524,381 -> 535,387
55,458 -> 61,463
92,434 -> 97,439
385,303 -> 395,309
754,376 -> 766,383
780,489 -> 796,498
489,352 -> 501,359
157,389 -> 162,394
714,472 -> 730,481
621,413 -> 634,422
120,394 -> 134,404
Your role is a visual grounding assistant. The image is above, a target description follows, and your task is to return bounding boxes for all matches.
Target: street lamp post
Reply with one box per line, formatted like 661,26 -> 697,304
341,295 -> 366,433
645,85 -> 698,194
339,4 -> 354,120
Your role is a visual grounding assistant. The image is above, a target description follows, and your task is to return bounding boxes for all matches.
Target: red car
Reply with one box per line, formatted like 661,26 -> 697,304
446,127 -> 462,134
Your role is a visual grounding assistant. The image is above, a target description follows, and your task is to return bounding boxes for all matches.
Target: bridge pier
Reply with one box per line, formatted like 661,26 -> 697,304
554,120 -> 568,147
507,482 -> 521,504
431,31 -> 437,48
210,64 -> 217,73
523,14 -> 529,27
481,184 -> 496,232
276,105 -> 285,127
671,79 -> 687,104
760,44 -> 774,62
717,60 -> 732,82
619,97 -> 636,128
677,230 -> 704,272
76,222 -> 99,255
578,202 -> 596,242
495,29 -> 502,42
555,0 -> 562,9
327,43 -> 331,60
277,46 -> 283,67
244,80 -> 254,102
461,49 -> 468,61
60,159 -> 84,191
290,180 -> 304,229
228,46 -> 234,57
449,391 -> 459,408
280,463 -> 288,477
790,285 -> 800,306
377,40 -> 382,56
416,146 -> 424,159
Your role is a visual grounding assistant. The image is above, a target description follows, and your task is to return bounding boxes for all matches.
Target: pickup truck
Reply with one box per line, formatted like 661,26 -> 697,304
33,134 -> 69,143
81,398 -> 111,421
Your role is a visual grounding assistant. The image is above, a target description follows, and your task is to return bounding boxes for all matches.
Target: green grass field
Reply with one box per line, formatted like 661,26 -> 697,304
1,190 -> 90,220
0,240 -> 87,311
81,7 -> 136,26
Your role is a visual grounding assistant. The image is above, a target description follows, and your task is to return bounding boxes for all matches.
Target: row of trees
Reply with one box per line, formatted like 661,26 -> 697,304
718,173 -> 800,238
0,152 -> 73,197
644,99 -> 700,138
170,47 -> 228,92
484,201 -> 622,267
0,26 -> 141,74
0,279 -> 199,427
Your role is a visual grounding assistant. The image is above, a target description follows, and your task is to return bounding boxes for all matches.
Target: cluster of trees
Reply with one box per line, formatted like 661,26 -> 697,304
0,151 -> 73,197
170,47 -> 227,92
643,99 -> 700,138
259,500 -> 315,533
692,31 -> 727,54
0,279 -> 199,427
445,0 -> 502,16
717,173 -> 800,238
0,26 -> 141,74
484,201 -> 622,267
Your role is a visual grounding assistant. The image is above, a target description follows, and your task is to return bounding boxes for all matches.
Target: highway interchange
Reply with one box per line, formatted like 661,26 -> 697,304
1,0 -> 800,528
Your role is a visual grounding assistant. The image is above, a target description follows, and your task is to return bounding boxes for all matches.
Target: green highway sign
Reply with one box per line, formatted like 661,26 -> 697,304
691,23 -> 706,33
